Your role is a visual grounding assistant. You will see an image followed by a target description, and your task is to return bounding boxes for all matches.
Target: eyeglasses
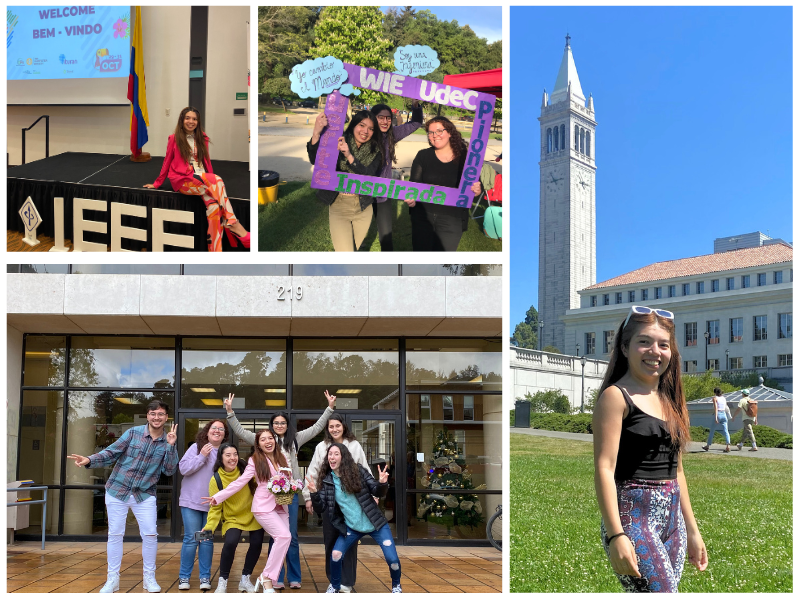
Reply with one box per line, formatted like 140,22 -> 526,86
623,305 -> 675,329
427,128 -> 447,138
209,427 -> 226,432
376,115 -> 392,122
148,412 -> 167,418
272,421 -> 288,427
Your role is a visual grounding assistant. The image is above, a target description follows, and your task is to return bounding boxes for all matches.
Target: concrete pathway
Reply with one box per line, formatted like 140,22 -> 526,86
6,541 -> 500,593
511,427 -> 793,461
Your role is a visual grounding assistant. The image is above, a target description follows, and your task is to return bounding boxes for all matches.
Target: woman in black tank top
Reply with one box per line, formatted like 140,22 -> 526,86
592,307 -> 707,592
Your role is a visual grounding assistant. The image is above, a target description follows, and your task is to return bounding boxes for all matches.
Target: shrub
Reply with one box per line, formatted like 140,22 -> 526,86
531,412 -> 593,434
519,389 -> 572,414
542,345 -> 561,354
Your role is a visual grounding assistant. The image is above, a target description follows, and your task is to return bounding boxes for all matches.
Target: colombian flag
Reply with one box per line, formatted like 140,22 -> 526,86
127,6 -> 149,156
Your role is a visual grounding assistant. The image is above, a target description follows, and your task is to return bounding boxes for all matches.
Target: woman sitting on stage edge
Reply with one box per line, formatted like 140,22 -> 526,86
307,109 -> 383,252
144,106 -> 250,251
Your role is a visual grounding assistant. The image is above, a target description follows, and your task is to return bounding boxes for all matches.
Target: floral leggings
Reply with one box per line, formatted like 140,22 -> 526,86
601,479 -> 687,593
179,173 -> 239,252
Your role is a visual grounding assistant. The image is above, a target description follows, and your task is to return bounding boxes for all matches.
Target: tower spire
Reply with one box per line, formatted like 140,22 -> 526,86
550,35 -> 585,105
565,33 -> 571,48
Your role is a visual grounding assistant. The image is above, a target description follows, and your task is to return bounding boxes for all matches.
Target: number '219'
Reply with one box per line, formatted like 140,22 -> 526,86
277,286 -> 303,300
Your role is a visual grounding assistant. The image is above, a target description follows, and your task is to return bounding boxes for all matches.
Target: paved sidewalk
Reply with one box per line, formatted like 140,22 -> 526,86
511,427 -> 793,461
7,541 -> 501,593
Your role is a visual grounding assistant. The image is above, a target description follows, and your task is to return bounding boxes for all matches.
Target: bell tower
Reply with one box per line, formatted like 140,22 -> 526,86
538,35 -> 597,351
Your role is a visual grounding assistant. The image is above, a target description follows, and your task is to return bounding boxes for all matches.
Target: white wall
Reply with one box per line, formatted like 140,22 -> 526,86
205,6 -> 249,162
7,6 -> 248,165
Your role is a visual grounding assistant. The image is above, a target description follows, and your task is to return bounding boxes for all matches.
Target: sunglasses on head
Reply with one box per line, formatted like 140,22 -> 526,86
623,305 -> 675,329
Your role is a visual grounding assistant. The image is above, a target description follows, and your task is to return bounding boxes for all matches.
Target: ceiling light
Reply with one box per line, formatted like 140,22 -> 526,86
201,398 -> 223,406
265,399 -> 287,407
190,387 -> 216,393
264,388 -> 285,393
336,389 -> 362,394
113,397 -> 140,405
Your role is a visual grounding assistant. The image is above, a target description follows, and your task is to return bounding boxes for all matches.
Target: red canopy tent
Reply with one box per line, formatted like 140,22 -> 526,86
442,68 -> 502,97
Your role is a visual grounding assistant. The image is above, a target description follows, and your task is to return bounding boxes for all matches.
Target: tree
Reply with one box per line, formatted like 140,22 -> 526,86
511,305 -> 539,349
682,371 -> 737,402
519,389 -> 572,414
543,345 -> 561,354
311,6 -> 394,106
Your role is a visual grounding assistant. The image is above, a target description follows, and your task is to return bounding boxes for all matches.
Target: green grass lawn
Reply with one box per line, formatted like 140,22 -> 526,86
258,181 -> 502,252
510,434 -> 792,593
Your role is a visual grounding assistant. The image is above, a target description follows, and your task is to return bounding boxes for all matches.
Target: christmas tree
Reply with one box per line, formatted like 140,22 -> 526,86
417,429 -> 485,529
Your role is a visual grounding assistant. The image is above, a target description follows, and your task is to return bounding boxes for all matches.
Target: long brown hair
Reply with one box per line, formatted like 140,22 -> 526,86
194,419 -> 229,453
174,106 -> 209,167
250,429 -> 289,483
599,312 -> 689,449
371,103 -> 396,166
317,442 -> 362,494
425,116 -> 466,161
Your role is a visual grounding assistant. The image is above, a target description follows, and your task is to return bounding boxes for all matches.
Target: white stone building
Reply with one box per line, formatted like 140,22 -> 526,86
538,34 -> 597,350
6,264 -> 502,545
562,243 -> 793,390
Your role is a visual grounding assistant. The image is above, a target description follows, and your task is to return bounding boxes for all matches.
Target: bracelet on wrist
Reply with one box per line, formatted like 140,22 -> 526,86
605,532 -> 627,545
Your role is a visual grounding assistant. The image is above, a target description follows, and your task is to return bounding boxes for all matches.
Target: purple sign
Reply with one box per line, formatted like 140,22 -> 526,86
310,62 -> 496,209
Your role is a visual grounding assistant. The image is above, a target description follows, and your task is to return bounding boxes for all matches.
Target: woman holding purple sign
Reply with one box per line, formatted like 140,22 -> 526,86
408,116 -> 482,251
307,110 -> 383,252
370,100 -> 424,251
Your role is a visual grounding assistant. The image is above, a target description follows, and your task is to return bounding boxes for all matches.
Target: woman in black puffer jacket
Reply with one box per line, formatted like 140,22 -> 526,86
307,443 -> 402,593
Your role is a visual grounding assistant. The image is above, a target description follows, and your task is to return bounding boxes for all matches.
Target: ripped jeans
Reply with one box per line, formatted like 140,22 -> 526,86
330,523 -> 400,590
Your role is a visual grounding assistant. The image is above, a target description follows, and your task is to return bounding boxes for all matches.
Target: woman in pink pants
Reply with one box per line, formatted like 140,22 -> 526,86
204,429 -> 291,593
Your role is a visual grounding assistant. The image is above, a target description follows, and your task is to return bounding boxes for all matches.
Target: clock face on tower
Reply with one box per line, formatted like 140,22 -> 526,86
545,168 -> 565,195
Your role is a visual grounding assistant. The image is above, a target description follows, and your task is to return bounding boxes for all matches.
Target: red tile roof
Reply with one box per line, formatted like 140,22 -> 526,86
585,243 -> 793,290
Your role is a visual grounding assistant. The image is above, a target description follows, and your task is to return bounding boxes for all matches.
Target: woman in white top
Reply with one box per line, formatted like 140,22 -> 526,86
305,413 -> 370,592
702,386 -> 731,453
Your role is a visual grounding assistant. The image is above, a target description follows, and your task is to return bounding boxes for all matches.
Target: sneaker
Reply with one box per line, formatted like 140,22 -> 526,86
339,585 -> 351,593
200,578 -> 212,591
326,584 -> 339,593
238,575 -> 255,593
272,582 -> 285,590
99,573 -> 120,593
392,584 -> 403,593
737,442 -> 743,450
749,447 -> 758,452
179,578 -> 190,590
289,582 -> 302,589
143,572 -> 161,593
215,578 -> 227,594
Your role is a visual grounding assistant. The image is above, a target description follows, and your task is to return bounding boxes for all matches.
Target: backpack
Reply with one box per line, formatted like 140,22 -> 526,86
745,400 -> 758,418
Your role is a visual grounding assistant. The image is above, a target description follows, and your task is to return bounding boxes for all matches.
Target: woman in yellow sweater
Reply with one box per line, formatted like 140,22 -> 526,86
203,443 -> 262,593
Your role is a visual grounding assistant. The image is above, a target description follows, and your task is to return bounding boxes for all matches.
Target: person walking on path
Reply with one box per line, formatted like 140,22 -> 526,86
593,306 -> 707,592
223,391 -> 335,589
67,400 -> 178,594
732,388 -> 759,451
177,419 -> 230,590
203,430 -> 292,593
202,443 -> 263,593
307,443 -> 402,594
702,387 -> 731,453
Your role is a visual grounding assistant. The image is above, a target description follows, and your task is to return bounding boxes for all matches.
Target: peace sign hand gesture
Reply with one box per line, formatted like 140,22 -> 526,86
324,390 -> 336,409
201,496 -> 218,506
377,464 -> 389,484
166,423 -> 178,446
223,393 -> 235,413
305,475 -> 317,494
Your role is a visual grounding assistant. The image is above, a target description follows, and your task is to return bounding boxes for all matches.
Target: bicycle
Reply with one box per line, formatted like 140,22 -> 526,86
486,504 -> 502,551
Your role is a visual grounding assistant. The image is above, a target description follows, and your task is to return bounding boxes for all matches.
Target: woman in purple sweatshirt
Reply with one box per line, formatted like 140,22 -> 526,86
370,101 -> 424,251
177,419 -> 230,590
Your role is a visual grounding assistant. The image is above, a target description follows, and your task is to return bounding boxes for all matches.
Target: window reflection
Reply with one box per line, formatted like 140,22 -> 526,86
181,339 -> 286,410
401,264 -> 502,276
183,264 -> 290,276
69,337 -> 175,388
24,336 -> 66,387
406,339 -> 502,391
293,340 -> 399,410
19,390 -> 64,485
62,488 -> 172,536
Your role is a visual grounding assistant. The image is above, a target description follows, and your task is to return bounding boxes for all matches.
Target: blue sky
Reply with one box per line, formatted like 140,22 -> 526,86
380,6 -> 502,43
511,6 -> 793,327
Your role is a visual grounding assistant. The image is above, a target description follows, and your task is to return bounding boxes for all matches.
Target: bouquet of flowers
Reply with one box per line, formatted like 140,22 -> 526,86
267,467 -> 304,505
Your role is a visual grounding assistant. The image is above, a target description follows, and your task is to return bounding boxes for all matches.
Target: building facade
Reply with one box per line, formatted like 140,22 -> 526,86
562,244 -> 793,390
7,264 -> 502,546
538,35 -> 597,350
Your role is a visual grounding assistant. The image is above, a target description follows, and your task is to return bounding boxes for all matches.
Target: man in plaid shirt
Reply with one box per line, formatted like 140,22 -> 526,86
68,400 -> 179,593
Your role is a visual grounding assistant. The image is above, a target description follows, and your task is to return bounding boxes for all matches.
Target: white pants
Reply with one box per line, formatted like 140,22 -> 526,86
105,494 -> 158,574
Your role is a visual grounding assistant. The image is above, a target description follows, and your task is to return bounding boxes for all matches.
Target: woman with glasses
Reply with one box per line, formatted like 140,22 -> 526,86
177,419 -> 230,590
370,101 -> 424,251
593,306 -> 708,592
307,110 -> 384,251
407,116 -> 482,251
223,391 -> 336,589
304,413 -> 371,593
